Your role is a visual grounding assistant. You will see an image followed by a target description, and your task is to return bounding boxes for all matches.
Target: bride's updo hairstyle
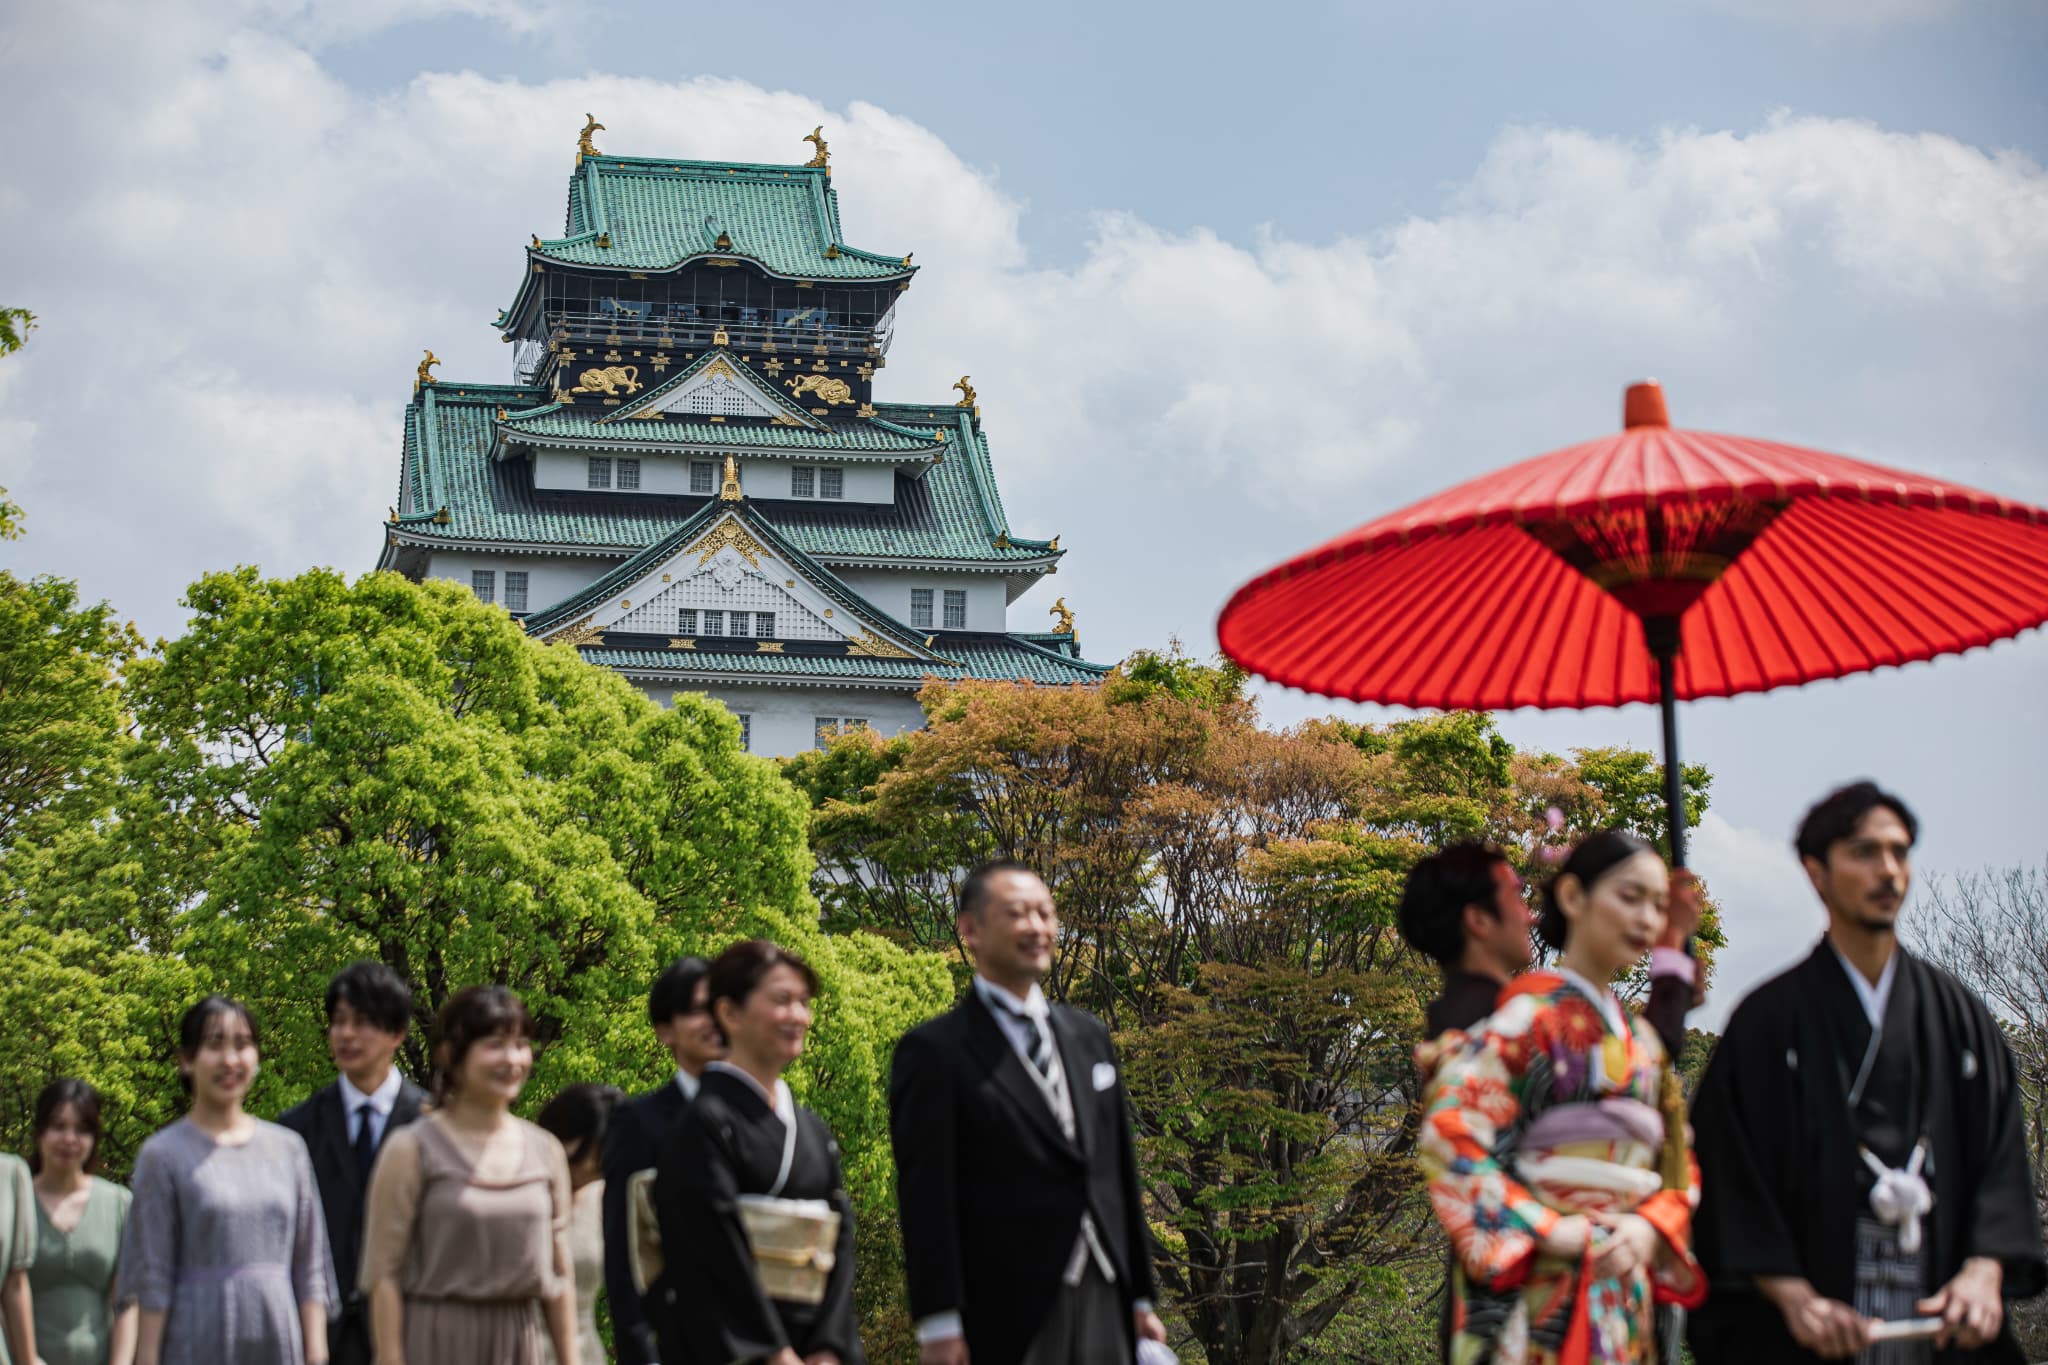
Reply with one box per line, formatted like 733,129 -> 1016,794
1538,829 -> 1658,950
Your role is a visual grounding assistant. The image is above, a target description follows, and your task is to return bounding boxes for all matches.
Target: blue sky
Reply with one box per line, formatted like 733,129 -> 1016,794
3,0 -> 2044,1024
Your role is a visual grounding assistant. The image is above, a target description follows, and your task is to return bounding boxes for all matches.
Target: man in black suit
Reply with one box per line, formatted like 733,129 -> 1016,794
278,961 -> 427,1365
602,956 -> 723,1365
890,860 -> 1167,1365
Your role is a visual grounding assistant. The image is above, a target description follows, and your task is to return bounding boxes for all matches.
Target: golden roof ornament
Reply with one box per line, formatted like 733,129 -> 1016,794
1050,597 -> 1075,636
952,375 -> 978,412
719,454 -> 743,502
578,114 -> 605,162
416,349 -> 441,389
803,126 -> 830,170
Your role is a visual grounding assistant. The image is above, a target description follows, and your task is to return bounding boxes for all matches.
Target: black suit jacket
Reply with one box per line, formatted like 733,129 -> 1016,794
889,990 -> 1158,1365
603,1078 -> 696,1365
276,1076 -> 427,1307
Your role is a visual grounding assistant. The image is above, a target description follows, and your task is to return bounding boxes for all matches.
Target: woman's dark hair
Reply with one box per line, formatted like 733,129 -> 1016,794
706,939 -> 820,1043
647,956 -> 711,1027
1795,781 -> 1918,864
1397,842 -> 1510,968
536,1082 -> 626,1167
176,995 -> 261,1095
31,1079 -> 104,1175
1537,830 -> 1659,950
431,985 -> 533,1102
325,961 -> 413,1036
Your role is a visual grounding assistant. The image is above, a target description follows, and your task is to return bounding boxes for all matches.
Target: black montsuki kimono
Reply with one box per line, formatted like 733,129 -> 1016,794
652,1069 -> 863,1365
1689,941 -> 2045,1364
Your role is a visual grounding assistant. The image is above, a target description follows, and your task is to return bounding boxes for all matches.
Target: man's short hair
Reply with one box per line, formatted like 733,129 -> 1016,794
648,956 -> 711,1027
1397,842 -> 1509,969
325,961 -> 412,1036
1795,781 -> 1919,864
957,858 -> 1041,919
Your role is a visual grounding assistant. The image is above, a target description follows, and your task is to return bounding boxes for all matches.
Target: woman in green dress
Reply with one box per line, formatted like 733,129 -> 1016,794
29,1080 -> 137,1365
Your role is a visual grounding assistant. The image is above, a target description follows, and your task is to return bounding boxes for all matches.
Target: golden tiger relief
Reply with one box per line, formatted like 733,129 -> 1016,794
788,374 -> 853,405
570,365 -> 641,397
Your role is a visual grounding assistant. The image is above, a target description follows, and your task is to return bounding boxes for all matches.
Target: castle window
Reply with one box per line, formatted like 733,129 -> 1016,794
755,612 -> 776,638
691,461 -> 716,495
910,589 -> 933,629
617,458 -> 641,490
813,716 -> 869,750
587,457 -> 612,489
703,610 -> 724,635
791,466 -> 815,498
736,713 -> 752,751
943,589 -> 967,630
471,570 -> 496,604
504,572 -> 529,614
677,608 -> 698,634
819,467 -> 844,499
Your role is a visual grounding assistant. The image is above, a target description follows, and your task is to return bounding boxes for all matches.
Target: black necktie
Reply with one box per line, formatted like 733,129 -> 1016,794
352,1105 -> 378,1185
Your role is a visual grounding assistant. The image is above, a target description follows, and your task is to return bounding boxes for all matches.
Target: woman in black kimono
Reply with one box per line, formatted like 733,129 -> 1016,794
654,940 -> 862,1365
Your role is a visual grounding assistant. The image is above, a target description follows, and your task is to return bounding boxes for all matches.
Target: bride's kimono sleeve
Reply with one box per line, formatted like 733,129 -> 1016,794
1418,991 -> 1561,1291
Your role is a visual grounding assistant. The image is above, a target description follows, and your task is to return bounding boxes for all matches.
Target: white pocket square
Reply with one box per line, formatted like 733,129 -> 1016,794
1091,1061 -> 1118,1092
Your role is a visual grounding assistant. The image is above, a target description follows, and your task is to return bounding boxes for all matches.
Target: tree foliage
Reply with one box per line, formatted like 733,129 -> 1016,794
787,654 -> 1723,1364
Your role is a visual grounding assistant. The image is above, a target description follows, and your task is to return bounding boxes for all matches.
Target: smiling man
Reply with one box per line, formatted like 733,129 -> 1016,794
889,860 -> 1166,1365
1690,783 -> 2046,1364
278,962 -> 426,1365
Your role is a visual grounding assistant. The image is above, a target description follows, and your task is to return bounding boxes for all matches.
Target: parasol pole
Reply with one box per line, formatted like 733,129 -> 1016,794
1643,605 -> 1688,868
1645,614 -> 1693,1212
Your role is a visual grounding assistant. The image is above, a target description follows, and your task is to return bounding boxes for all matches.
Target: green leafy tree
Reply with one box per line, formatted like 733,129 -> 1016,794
0,572 -> 138,857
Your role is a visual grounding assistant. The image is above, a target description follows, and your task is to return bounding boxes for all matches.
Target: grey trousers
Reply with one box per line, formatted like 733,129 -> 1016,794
1021,1263 -> 1129,1365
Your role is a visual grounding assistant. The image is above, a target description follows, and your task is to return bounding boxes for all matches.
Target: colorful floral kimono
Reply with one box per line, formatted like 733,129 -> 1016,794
1421,971 -> 1705,1365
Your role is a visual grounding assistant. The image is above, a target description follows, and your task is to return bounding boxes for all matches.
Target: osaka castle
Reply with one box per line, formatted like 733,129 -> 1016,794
377,119 -> 1104,755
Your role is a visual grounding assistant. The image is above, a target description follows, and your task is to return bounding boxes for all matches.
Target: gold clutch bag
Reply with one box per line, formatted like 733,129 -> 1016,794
735,1195 -> 841,1305
627,1168 -> 663,1296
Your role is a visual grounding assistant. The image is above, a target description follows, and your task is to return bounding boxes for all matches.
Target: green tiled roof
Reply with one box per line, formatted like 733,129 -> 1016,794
579,634 -> 1110,686
499,407 -> 941,456
387,384 -> 1060,567
533,158 -> 913,281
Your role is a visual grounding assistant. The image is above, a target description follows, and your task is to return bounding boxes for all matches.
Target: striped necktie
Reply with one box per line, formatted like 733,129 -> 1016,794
997,998 -> 1055,1079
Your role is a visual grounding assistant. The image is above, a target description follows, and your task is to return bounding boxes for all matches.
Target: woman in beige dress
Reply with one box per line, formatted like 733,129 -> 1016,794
536,1083 -> 623,1364
361,986 -> 577,1365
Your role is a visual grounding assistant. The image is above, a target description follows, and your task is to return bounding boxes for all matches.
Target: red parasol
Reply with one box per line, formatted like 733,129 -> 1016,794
1216,381 -> 2048,865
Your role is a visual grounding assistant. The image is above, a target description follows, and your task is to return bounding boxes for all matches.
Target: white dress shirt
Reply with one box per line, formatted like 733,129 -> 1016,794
673,1066 -> 702,1103
340,1066 -> 403,1148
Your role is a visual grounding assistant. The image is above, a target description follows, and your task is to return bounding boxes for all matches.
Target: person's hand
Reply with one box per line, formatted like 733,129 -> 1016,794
1589,1213 -> 1659,1280
1758,1276 -> 1869,1359
918,1338 -> 970,1365
1661,869 -> 1703,948
1538,1214 -> 1593,1259
1919,1256 -> 2003,1349
1135,1307 -> 1167,1342
803,1353 -> 842,1365
768,1350 -> 804,1365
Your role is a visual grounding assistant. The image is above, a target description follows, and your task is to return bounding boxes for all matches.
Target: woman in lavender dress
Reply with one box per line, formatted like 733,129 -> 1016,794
119,996 -> 336,1365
